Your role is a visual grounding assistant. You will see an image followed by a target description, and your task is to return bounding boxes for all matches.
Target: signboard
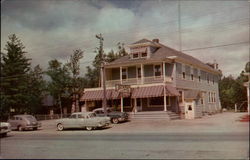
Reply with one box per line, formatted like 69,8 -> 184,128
115,84 -> 131,93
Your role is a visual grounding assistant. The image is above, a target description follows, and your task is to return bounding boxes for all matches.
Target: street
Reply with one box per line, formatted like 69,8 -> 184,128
0,112 -> 249,159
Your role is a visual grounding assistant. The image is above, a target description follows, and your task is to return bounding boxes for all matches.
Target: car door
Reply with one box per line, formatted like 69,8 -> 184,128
75,114 -> 86,128
65,114 -> 78,128
8,116 -> 17,130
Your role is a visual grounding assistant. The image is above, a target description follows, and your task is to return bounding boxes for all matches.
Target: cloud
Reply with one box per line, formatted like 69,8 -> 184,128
1,0 -> 249,78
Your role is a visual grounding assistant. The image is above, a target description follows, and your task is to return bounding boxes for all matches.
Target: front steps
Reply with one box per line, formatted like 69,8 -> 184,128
129,111 -> 181,120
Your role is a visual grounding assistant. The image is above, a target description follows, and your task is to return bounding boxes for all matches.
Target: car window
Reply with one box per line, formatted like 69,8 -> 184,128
89,113 -> 96,118
25,115 -> 36,121
78,114 -> 85,119
16,117 -> 22,120
69,114 -> 77,119
10,117 -> 15,120
100,110 -> 104,114
95,111 -> 99,114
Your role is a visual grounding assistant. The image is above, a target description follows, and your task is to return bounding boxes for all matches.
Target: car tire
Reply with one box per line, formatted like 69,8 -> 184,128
18,126 -> 23,131
33,127 -> 38,130
57,123 -> 64,131
112,118 -> 119,124
86,126 -> 92,131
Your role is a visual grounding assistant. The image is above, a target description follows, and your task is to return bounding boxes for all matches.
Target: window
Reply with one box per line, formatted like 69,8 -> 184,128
137,67 -> 141,78
122,68 -> 127,79
199,93 -> 203,105
182,72 -> 186,79
141,52 -> 147,57
191,74 -> 194,81
132,53 -> 139,59
69,114 -> 77,119
207,74 -> 209,84
178,91 -> 183,103
208,92 -> 211,103
154,65 -> 162,77
214,93 -> 216,102
198,76 -> 201,82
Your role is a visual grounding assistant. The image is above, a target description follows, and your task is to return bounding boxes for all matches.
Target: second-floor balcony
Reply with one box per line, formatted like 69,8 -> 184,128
105,62 -> 174,87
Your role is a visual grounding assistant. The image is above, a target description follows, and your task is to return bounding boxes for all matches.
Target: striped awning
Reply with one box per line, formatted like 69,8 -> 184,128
131,85 -> 180,98
80,89 -> 129,101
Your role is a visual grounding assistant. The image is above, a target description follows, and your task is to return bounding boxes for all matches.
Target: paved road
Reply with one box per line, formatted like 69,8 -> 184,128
0,112 -> 249,159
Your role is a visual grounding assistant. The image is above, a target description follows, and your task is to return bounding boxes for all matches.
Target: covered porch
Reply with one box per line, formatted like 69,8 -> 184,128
80,84 -> 180,113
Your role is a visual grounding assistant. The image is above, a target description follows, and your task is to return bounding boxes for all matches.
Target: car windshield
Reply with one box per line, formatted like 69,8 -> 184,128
24,115 -> 36,121
89,113 -> 96,118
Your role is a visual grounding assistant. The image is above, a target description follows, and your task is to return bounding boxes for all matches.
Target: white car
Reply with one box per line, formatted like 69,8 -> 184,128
0,122 -> 11,137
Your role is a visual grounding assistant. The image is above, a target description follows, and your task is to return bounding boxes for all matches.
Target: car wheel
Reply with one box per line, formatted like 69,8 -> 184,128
18,126 -> 23,131
86,126 -> 92,131
112,118 -> 119,124
33,127 -> 38,130
57,123 -> 64,131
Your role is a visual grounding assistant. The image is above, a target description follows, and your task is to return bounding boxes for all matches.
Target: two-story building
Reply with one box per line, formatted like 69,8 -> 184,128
80,38 -> 222,119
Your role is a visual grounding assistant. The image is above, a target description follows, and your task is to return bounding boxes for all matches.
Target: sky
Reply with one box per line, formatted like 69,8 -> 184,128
1,0 -> 249,77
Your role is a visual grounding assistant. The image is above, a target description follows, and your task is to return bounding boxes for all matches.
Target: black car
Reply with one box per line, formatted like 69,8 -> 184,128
93,108 -> 129,124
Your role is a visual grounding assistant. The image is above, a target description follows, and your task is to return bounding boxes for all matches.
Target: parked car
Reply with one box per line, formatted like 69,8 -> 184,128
8,115 -> 41,131
93,108 -> 129,124
56,112 -> 111,131
0,122 -> 11,137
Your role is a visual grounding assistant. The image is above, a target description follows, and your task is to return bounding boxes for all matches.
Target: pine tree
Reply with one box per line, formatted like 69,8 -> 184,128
1,34 -> 31,117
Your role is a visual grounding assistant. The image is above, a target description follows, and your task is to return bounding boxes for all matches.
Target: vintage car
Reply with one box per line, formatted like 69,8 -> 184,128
8,115 -> 42,131
56,112 -> 111,131
93,108 -> 129,124
0,122 -> 11,137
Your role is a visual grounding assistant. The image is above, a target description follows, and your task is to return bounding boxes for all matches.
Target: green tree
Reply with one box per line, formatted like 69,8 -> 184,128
117,42 -> 128,57
46,60 -> 71,117
1,34 -> 31,118
219,62 -> 249,110
26,65 -> 46,114
66,49 -> 84,112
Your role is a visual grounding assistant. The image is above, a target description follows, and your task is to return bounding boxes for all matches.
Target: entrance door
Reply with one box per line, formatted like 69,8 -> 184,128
185,102 -> 195,119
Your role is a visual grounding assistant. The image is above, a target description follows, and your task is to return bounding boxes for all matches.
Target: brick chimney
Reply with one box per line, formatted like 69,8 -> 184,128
152,39 -> 159,43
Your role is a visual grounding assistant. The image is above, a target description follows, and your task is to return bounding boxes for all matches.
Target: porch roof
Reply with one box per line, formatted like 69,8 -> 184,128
131,85 -> 180,98
184,90 -> 201,100
80,89 -> 120,101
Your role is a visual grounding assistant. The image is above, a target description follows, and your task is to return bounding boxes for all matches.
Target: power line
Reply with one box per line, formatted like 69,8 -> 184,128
182,41 -> 249,52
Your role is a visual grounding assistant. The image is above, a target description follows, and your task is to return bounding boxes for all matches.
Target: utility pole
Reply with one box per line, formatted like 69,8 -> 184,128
178,0 -> 182,52
96,33 -> 107,115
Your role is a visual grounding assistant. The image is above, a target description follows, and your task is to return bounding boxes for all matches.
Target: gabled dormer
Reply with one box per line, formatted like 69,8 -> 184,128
128,38 -> 160,59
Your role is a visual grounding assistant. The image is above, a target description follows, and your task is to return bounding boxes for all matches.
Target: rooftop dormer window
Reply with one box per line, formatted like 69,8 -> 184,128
141,52 -> 147,57
132,53 -> 139,59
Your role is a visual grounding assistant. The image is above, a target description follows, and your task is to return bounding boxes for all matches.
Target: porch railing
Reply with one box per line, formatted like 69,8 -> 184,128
106,76 -> 172,87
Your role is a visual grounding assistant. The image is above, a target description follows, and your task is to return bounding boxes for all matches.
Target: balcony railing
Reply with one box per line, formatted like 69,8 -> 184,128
106,76 -> 172,87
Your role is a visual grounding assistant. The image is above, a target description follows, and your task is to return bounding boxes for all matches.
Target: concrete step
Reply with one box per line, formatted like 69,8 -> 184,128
129,111 -> 181,120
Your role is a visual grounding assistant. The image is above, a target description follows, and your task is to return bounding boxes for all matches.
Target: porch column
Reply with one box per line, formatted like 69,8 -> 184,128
120,97 -> 124,112
172,62 -> 176,87
163,62 -> 166,82
164,85 -> 167,111
134,98 -> 137,113
120,66 -> 122,84
141,63 -> 144,84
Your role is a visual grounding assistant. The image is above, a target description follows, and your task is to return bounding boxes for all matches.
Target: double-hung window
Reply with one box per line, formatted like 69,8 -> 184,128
122,68 -> 127,79
154,65 -> 162,77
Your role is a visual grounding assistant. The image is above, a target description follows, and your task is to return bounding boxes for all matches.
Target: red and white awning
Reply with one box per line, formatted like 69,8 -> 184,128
80,89 -> 128,101
81,85 -> 179,101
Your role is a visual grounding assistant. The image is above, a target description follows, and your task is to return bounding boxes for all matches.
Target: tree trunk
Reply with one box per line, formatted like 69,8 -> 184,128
58,96 -> 63,118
